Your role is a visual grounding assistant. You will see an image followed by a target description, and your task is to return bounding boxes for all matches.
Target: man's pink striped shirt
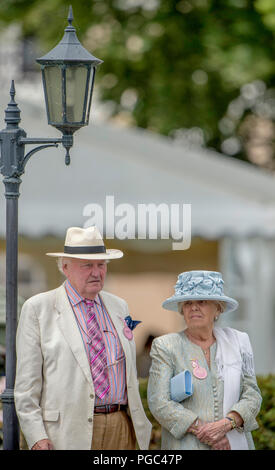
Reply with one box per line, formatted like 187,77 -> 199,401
65,280 -> 127,406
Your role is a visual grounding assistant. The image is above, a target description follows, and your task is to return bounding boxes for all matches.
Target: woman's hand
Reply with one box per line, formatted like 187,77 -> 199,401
187,418 -> 204,435
196,419 -> 231,446
211,435 -> 231,450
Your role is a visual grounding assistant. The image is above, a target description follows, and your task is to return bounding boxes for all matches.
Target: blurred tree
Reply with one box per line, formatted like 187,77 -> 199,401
0,0 -> 275,166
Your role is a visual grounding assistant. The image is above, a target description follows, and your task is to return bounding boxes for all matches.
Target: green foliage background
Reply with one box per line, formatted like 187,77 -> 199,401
0,0 -> 275,162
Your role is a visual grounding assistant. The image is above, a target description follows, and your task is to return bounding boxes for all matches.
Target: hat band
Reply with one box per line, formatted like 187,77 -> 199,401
64,245 -> 106,254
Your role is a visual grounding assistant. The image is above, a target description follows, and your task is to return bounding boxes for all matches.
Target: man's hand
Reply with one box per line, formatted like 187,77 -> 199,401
0,376 -> 6,394
31,439 -> 54,450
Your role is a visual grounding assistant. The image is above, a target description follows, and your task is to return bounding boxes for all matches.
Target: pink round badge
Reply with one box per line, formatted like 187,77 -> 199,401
191,359 -> 207,379
123,326 -> 133,340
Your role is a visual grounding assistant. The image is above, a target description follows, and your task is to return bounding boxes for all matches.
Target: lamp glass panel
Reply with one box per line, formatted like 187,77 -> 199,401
65,65 -> 88,123
44,66 -> 63,123
85,67 -> 96,123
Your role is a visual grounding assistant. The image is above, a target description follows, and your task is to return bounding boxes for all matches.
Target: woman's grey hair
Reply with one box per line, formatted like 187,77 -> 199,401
178,302 -> 184,315
215,301 -> 226,314
178,300 -> 226,317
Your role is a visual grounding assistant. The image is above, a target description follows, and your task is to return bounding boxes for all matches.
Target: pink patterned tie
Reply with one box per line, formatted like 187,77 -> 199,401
85,299 -> 110,399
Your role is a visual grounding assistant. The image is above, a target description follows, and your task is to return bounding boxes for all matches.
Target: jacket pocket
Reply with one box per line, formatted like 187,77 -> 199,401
42,409 -> 60,422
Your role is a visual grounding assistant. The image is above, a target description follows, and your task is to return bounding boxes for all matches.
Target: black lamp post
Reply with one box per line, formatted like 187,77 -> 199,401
0,6 -> 102,450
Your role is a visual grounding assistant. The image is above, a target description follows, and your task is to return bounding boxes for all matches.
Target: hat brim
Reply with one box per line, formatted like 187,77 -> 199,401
46,249 -> 123,260
162,294 -> 238,314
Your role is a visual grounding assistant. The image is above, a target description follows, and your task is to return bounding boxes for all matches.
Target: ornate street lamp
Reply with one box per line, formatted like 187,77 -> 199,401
37,6 -> 102,165
0,6 -> 102,450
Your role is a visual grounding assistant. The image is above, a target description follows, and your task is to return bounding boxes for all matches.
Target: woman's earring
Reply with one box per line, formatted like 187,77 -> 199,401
215,316 -> 219,321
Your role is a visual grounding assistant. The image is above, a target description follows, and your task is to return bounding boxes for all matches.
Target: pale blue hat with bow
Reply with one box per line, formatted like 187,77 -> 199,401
162,270 -> 238,314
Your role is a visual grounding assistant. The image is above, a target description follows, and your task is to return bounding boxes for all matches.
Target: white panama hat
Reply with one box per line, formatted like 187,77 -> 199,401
46,226 -> 123,260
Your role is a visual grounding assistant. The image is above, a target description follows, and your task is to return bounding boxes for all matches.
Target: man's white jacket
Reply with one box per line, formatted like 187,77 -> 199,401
14,285 -> 152,450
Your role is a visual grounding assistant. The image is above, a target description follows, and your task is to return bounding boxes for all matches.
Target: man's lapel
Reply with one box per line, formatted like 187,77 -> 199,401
55,285 -> 94,388
99,291 -> 133,383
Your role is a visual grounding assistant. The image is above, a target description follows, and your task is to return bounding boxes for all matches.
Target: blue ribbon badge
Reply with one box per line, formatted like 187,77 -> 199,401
124,315 -> 142,331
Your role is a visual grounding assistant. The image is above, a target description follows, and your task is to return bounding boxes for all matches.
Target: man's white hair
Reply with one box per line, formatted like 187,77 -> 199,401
57,257 -> 70,276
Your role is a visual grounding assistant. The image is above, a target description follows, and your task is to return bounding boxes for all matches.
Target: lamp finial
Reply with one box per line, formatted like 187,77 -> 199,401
68,5 -> 74,26
5,79 -> 21,126
9,80 -> 16,103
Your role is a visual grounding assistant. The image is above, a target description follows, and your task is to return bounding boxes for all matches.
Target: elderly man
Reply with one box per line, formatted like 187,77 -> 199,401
14,226 -> 152,450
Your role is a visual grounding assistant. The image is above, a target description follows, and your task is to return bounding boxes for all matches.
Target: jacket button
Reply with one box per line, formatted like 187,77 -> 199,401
90,394 -> 94,399
88,417 -> 93,423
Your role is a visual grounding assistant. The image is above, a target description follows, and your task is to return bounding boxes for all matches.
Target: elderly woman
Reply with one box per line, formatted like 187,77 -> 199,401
147,271 -> 262,450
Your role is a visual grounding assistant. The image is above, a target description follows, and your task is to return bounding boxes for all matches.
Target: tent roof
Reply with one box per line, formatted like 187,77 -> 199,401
1,97 -> 275,240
